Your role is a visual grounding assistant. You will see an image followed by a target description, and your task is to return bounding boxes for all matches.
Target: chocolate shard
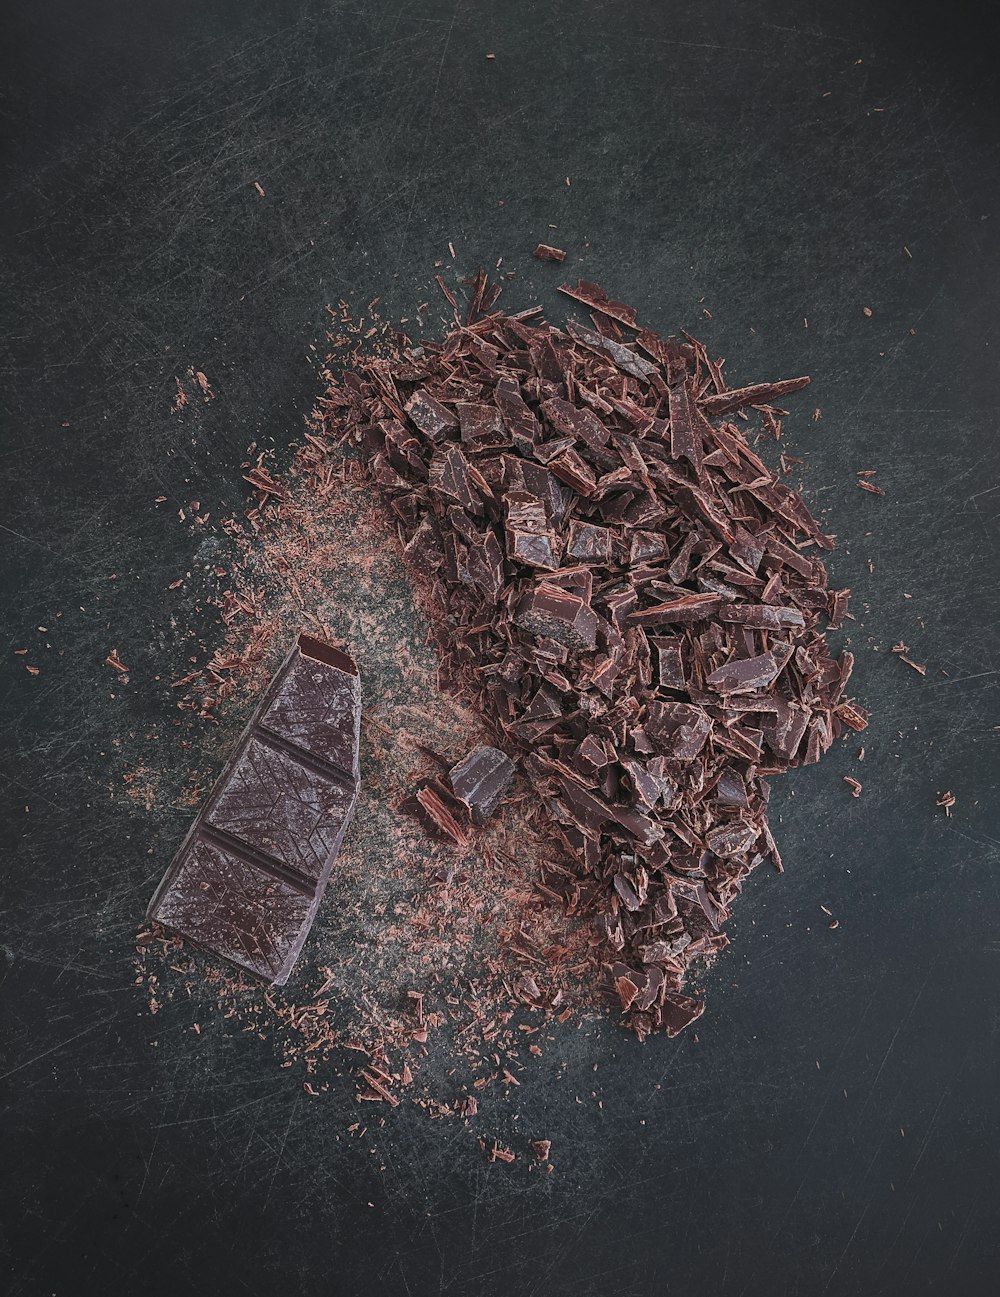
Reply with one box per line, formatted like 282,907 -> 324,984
628,593 -> 722,627
515,583 -> 599,650
405,390 -> 458,441
660,992 -> 705,1037
705,821 -> 758,857
719,603 -> 806,630
495,377 -> 542,443
147,635 -> 361,985
416,778 -> 472,845
699,376 -> 811,416
540,397 -> 610,450
428,444 -> 476,509
664,347 -> 709,478
448,745 -> 515,824
533,243 -> 566,262
558,280 -> 639,329
704,643 -> 795,695
564,320 -> 658,381
652,636 -> 686,689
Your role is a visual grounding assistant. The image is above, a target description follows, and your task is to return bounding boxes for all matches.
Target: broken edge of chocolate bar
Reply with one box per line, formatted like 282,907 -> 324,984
146,632 -> 361,985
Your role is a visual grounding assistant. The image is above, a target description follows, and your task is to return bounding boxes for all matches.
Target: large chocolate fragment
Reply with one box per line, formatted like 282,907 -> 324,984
705,643 -> 795,695
448,745 -> 515,825
515,584 -> 599,650
406,390 -> 458,441
147,635 -> 361,984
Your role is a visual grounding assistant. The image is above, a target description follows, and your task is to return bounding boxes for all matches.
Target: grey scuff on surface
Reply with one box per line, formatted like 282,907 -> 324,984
1,1 -> 999,1294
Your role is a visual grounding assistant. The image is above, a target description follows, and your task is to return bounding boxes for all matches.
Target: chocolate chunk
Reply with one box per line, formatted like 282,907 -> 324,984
515,583 -> 599,650
652,636 -> 686,690
566,520 -> 613,562
705,643 -> 794,695
456,400 -> 506,446
532,243 -> 566,262
147,635 -> 361,984
405,390 -> 458,440
448,745 -> 515,824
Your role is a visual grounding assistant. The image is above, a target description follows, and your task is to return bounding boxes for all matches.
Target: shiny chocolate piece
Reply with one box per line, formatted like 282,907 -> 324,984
447,746 -> 515,825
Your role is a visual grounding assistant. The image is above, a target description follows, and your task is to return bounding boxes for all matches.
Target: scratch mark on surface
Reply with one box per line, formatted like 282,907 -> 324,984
399,0 -> 459,257
0,1015 -> 114,1082
820,1199 -> 872,1294
908,1085 -> 950,1181
263,1093 -> 299,1206
917,85 -> 981,254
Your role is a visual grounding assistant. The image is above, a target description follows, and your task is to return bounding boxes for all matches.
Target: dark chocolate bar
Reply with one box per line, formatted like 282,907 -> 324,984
147,633 -> 360,984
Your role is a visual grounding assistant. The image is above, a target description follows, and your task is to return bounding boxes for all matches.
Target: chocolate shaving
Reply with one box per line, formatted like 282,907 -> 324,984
558,279 -> 640,329
415,780 -> 472,846
533,244 -> 567,263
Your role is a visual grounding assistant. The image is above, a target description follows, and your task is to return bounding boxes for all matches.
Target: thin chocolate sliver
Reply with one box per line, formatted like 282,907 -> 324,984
147,634 -> 361,985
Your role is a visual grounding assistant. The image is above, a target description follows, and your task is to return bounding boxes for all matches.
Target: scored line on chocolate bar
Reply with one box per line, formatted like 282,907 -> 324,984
197,824 -> 318,897
251,723 -> 358,787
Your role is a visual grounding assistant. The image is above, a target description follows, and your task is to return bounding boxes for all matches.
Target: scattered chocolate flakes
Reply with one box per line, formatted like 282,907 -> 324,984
843,776 -> 862,798
529,1138 -> 552,1161
891,642 -> 926,675
105,649 -> 129,682
936,790 -> 956,816
311,274 -> 866,1039
533,244 -> 567,263
857,479 -> 885,496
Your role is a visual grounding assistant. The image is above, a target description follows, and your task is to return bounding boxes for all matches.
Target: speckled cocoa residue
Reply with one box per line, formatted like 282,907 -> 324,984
136,396 -> 601,1115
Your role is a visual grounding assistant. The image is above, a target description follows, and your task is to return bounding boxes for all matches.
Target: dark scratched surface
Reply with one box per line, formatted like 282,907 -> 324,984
2,2 -> 1000,1294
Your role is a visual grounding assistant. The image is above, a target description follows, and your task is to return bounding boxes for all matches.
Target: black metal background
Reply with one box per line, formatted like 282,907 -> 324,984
2,2 -> 999,1293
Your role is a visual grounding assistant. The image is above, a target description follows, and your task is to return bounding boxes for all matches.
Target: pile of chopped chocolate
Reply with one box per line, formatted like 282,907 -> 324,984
305,276 -> 867,1039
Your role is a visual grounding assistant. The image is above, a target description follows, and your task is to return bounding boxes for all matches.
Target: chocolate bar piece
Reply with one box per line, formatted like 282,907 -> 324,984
147,634 -> 360,984
447,746 -> 515,825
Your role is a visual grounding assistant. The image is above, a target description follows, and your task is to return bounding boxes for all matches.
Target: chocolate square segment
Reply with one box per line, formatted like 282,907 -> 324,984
147,634 -> 361,985
207,738 -> 357,884
259,636 -> 361,779
153,836 -> 313,982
